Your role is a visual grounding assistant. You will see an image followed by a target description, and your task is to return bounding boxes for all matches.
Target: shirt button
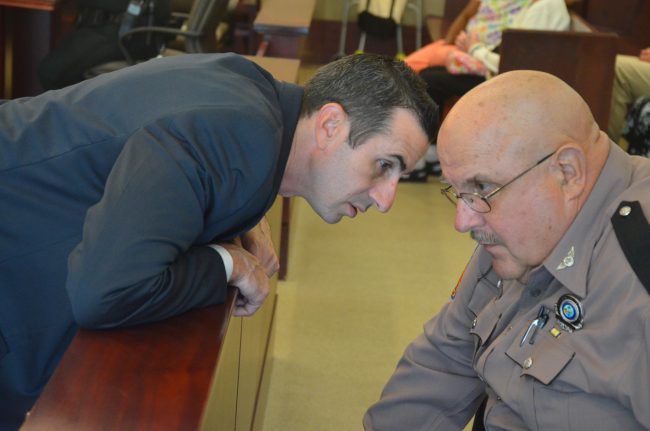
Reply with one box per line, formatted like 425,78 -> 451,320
619,205 -> 632,216
523,357 -> 533,369
472,318 -> 477,328
496,396 -> 502,401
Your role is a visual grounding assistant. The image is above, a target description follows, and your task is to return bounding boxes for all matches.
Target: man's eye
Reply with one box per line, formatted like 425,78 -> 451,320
475,182 -> 494,194
379,160 -> 393,172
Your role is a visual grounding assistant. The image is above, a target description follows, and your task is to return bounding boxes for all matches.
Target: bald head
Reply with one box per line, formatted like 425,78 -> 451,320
439,70 -> 608,194
441,70 -> 603,158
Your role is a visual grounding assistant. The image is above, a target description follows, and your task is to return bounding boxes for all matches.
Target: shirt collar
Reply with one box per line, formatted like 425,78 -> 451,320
542,142 -> 632,297
270,80 -> 303,195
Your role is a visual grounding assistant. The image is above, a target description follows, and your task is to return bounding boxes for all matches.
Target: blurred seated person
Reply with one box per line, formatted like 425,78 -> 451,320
402,0 -> 570,181
608,48 -> 650,146
404,0 -> 529,74
37,0 -> 172,91
423,0 -> 570,109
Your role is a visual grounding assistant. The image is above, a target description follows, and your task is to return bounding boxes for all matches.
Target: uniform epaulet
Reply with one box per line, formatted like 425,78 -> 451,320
611,200 -> 650,294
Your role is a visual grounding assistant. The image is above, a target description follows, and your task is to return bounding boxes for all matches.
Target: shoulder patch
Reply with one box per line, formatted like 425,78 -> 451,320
611,200 -> 650,294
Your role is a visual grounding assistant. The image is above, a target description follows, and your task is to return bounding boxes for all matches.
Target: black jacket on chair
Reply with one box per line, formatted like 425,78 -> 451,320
37,0 -> 172,90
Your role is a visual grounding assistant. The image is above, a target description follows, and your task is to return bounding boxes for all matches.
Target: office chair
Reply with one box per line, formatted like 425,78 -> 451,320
85,0 -> 232,77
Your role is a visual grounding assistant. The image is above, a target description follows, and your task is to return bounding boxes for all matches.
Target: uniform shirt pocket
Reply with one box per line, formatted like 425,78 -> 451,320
468,277 -> 502,346
506,331 -> 575,384
470,309 -> 501,346
470,304 -> 502,366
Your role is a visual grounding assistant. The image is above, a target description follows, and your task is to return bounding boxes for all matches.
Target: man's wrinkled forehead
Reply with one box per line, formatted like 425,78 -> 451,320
439,114 -> 505,161
439,120 -> 524,186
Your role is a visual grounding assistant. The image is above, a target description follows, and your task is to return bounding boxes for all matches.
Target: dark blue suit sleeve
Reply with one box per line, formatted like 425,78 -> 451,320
66,124 -> 228,328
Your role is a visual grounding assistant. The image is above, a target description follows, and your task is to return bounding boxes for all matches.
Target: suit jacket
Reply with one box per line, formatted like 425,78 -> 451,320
0,53 -> 302,429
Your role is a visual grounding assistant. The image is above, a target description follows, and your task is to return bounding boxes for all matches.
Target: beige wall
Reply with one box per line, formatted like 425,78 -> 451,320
312,0 -> 445,24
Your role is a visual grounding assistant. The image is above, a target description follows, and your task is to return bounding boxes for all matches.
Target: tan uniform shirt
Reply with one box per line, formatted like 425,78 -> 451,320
365,143 -> 650,430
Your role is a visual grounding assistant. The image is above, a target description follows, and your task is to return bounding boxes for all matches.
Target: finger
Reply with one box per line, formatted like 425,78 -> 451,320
233,302 -> 260,317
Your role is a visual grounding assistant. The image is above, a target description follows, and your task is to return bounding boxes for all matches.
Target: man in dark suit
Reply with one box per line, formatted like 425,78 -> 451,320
0,52 -> 437,429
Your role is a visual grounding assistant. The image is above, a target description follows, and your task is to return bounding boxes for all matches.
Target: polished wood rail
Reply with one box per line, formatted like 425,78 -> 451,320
22,289 -> 238,430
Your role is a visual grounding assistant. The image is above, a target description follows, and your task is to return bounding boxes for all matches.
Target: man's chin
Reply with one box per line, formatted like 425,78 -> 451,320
480,243 -> 507,261
319,211 -> 344,224
321,205 -> 357,224
490,255 -> 529,282
307,201 -> 342,224
482,243 -> 499,253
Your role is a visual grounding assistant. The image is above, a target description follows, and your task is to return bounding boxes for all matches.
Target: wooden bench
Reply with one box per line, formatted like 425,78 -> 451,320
425,4 -> 618,130
21,55 -> 300,431
499,14 -> 618,129
578,0 -> 650,55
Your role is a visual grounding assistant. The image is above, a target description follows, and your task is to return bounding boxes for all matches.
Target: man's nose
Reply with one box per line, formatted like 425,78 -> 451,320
370,178 -> 398,213
454,199 -> 483,233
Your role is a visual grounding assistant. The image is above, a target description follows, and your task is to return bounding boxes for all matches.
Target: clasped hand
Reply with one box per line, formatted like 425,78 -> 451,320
221,217 -> 279,316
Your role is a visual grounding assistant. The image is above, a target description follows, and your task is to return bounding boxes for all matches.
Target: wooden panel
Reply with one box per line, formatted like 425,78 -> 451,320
0,0 -> 76,98
22,289 -> 238,431
584,0 -> 643,32
236,198 -> 282,430
253,0 -> 315,35
237,280 -> 276,430
249,299 -> 277,431
253,0 -> 315,57
499,28 -> 618,130
580,0 -> 650,54
200,316 -> 241,431
249,198 -> 282,431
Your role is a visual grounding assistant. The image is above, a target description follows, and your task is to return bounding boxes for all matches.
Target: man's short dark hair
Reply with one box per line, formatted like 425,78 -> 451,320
300,54 -> 439,148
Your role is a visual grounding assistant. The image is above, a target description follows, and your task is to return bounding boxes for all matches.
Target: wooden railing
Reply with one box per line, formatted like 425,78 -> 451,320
22,289 -> 238,430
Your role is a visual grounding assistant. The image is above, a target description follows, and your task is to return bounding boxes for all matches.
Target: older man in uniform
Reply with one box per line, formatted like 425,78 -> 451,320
364,70 -> 650,430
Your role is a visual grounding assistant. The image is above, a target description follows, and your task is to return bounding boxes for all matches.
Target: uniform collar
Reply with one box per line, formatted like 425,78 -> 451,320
542,142 -> 632,297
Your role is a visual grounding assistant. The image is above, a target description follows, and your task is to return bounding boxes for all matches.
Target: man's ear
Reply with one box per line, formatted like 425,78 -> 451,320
314,103 -> 348,150
554,144 -> 587,201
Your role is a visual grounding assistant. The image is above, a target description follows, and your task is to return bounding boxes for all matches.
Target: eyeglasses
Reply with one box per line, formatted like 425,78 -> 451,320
441,150 -> 556,213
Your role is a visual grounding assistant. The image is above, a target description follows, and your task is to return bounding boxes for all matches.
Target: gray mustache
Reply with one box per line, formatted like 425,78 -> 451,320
470,231 -> 501,245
